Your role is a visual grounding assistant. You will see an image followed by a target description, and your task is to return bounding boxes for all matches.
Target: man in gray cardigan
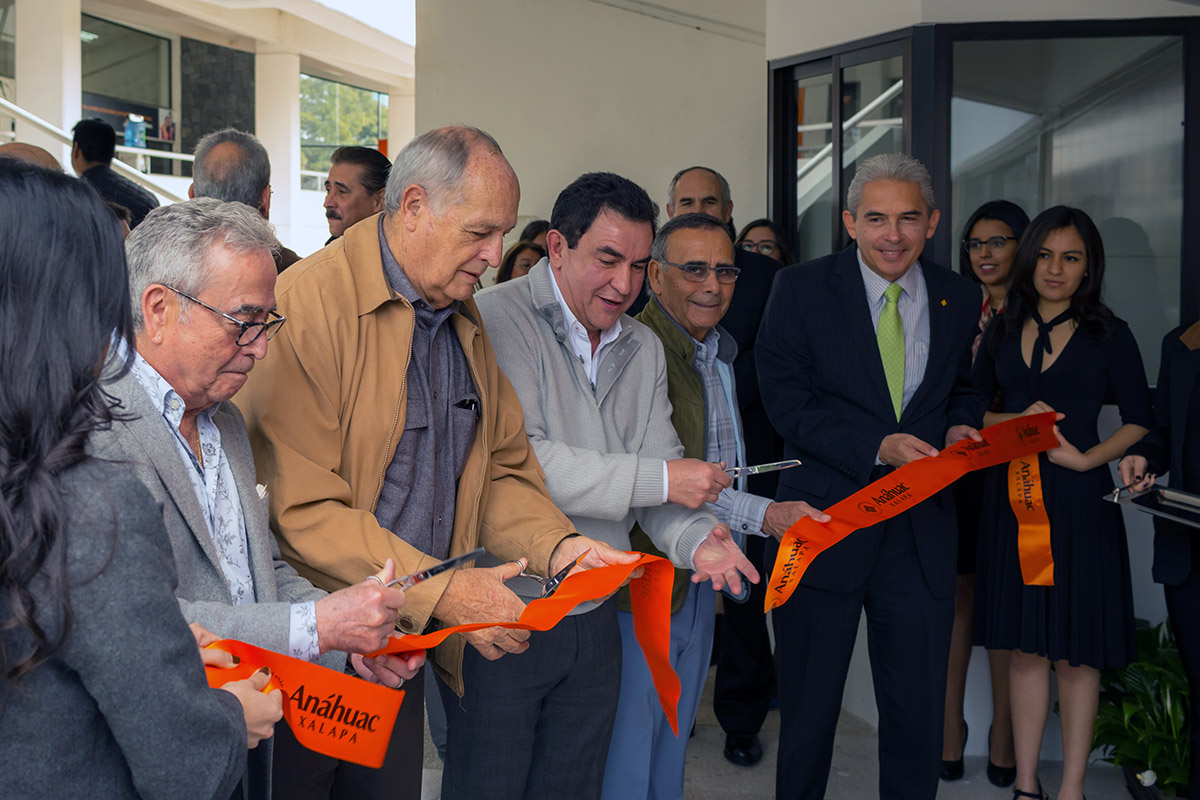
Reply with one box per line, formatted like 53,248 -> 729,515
89,199 -> 424,800
450,172 -> 757,800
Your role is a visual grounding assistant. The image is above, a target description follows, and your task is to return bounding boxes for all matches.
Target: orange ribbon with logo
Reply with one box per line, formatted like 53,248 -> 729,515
765,412 -> 1061,612
371,552 -> 683,735
204,639 -> 405,768
1007,454 -> 1054,585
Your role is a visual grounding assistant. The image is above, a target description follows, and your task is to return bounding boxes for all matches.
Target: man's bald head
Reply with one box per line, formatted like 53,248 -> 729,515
191,128 -> 272,215
0,142 -> 63,172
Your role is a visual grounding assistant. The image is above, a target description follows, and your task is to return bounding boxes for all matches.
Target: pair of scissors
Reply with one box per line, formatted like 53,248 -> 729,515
520,549 -> 590,598
724,459 -> 802,479
385,547 -> 487,589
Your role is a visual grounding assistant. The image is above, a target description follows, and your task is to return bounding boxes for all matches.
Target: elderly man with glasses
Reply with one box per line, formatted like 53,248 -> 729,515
88,198 -> 425,800
596,212 -> 828,798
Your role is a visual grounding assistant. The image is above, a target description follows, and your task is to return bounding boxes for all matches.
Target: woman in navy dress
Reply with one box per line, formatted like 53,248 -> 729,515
972,206 -> 1152,800
943,200 -> 1029,787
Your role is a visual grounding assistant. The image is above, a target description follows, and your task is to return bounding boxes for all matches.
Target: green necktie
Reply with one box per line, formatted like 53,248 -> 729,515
878,282 -> 905,421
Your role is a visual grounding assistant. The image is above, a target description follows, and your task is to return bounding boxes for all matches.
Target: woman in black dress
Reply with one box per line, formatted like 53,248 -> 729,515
972,206 -> 1152,800
942,200 -> 1028,786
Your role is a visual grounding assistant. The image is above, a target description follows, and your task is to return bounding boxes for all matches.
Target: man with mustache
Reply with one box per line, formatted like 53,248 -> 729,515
323,145 -> 390,243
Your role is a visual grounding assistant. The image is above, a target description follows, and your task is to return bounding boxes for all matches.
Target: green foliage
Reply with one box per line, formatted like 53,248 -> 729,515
299,74 -> 389,171
1093,619 -> 1191,796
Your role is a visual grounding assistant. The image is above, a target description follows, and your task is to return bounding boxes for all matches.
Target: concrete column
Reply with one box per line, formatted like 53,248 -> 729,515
255,50 -> 301,248
14,0 -> 81,167
388,88 -> 415,157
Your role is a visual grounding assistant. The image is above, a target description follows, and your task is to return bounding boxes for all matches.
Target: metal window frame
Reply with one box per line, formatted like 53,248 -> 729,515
768,16 -> 1200,326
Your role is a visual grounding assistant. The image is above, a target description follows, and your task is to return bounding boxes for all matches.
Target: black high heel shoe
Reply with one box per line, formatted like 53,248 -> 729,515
939,720 -> 967,781
987,724 -> 1016,787
1012,778 -> 1046,799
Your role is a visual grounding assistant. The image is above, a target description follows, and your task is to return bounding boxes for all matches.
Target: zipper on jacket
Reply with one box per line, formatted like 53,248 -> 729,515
464,329 -> 487,548
371,299 -> 416,513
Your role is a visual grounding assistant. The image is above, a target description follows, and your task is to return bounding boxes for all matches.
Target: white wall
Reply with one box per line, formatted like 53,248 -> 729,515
416,0 -> 768,262
767,0 -> 1200,61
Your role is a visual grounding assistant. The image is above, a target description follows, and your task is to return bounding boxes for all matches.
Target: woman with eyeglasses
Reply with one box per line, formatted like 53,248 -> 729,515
972,206 -> 1151,800
0,160 -> 275,799
734,218 -> 792,264
941,200 -> 1029,786
496,239 -> 547,284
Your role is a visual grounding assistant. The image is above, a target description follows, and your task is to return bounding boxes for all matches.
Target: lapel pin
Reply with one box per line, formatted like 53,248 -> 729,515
256,483 -> 268,500
940,299 -> 947,306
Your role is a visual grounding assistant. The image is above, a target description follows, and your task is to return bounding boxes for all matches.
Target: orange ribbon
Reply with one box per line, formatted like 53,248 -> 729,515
205,639 -> 405,768
371,553 -> 683,735
766,413 -> 1061,611
1007,455 -> 1054,585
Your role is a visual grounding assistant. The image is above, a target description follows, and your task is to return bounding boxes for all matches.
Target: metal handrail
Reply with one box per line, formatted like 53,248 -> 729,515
0,96 -> 187,202
796,80 -> 904,183
116,144 -> 193,162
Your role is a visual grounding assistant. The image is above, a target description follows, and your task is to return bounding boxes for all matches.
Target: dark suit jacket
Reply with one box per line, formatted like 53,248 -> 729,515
630,246 -> 784,493
1126,322 -> 1200,586
756,244 -> 986,597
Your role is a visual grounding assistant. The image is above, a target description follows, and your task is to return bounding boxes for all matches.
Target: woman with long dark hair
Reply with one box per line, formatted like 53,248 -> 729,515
0,160 -> 273,798
496,239 -> 546,283
972,206 -> 1151,800
942,200 -> 1029,786
734,217 -> 792,264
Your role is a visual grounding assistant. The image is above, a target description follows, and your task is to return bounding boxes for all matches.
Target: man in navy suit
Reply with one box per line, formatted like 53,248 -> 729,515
757,153 -> 986,799
1120,321 -> 1200,795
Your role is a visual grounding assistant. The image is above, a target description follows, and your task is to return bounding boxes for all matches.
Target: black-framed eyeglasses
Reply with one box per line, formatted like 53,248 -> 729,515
165,286 -> 286,346
963,236 -> 1018,252
657,259 -> 741,284
738,239 -> 777,256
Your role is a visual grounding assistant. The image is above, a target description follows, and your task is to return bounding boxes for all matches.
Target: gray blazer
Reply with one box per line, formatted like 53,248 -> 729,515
89,370 -> 342,798
0,459 -> 246,800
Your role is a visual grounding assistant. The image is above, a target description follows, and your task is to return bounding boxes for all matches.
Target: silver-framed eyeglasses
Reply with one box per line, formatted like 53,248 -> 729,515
738,239 -> 776,256
962,236 -> 1017,253
166,286 -> 286,346
658,259 -> 741,284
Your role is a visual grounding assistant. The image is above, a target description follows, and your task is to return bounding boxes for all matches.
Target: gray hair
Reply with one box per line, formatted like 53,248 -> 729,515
192,128 -> 271,209
126,198 -> 279,329
384,125 -> 505,215
667,166 -> 732,211
650,212 -> 733,264
845,153 -> 936,217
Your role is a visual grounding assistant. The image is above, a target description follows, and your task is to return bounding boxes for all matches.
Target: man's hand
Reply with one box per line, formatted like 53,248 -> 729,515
666,458 -> 732,508
433,561 -> 529,661
1118,455 -> 1156,493
316,558 -> 408,655
220,667 -> 283,749
878,433 -> 939,467
761,501 -> 832,540
945,425 -> 983,448
550,535 -> 642,577
690,524 -> 759,594
350,650 -> 426,689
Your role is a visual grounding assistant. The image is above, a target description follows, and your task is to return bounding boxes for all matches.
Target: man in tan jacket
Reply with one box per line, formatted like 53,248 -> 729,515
237,126 -> 635,800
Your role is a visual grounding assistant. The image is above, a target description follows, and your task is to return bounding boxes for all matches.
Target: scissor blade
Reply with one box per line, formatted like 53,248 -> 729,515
543,549 -> 589,597
725,459 -> 802,478
388,547 -> 486,589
